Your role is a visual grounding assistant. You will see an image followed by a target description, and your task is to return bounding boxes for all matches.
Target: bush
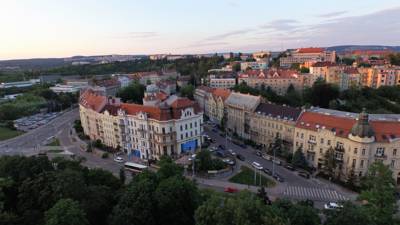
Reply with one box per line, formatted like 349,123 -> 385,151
101,152 -> 109,159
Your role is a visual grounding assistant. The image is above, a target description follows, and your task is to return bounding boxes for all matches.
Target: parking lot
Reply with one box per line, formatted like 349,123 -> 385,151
14,112 -> 61,131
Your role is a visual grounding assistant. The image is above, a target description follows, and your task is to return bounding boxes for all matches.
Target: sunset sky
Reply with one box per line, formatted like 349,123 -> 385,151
1,0 -> 400,59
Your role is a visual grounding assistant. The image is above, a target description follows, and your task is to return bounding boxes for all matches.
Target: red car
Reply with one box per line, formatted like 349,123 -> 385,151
224,187 -> 239,193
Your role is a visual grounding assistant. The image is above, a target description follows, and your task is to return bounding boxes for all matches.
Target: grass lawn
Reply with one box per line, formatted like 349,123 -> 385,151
47,149 -> 63,153
0,126 -> 23,141
46,138 -> 60,146
229,166 -> 275,187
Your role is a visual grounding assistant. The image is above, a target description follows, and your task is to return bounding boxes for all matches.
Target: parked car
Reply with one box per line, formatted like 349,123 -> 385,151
255,151 -> 262,157
224,187 -> 239,193
228,149 -> 236,156
284,164 -> 295,171
215,151 -> 226,158
239,143 -> 247,149
212,128 -> 217,132
223,158 -> 235,166
209,146 -> 218,152
236,154 -> 245,161
262,154 -> 272,161
298,171 -> 310,179
114,156 -> 124,163
272,159 -> 281,165
188,154 -> 197,161
218,144 -> 226,150
324,202 -> 343,210
252,162 -> 263,170
263,168 -> 272,175
273,174 -> 284,182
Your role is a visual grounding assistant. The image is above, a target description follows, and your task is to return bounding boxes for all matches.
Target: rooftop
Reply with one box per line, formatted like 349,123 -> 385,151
255,103 -> 302,121
225,92 -> 261,111
297,47 -> 325,54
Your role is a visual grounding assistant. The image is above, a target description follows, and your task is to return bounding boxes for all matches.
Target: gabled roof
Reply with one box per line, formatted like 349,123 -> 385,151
296,111 -> 400,143
212,88 -> 231,101
225,92 -> 261,111
79,89 -> 107,112
255,103 -> 301,121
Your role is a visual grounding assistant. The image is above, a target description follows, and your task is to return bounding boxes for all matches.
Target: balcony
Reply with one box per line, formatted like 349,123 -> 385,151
154,131 -> 177,137
374,153 -> 387,159
335,146 -> 345,152
307,139 -> 317,145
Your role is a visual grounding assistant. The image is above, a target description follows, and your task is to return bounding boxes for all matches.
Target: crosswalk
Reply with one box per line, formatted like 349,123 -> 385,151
283,185 -> 349,201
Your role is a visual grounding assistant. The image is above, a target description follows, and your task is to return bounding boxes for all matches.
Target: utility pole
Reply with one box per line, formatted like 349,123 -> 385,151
254,167 -> 257,186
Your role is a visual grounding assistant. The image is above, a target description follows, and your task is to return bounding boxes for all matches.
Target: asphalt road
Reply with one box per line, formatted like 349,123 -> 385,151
0,108 -> 79,155
203,124 -> 357,204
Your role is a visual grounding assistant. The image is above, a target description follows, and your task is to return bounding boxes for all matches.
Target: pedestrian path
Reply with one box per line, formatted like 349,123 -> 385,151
283,185 -> 349,202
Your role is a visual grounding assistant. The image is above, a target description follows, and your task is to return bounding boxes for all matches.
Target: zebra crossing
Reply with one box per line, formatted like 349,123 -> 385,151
283,185 -> 349,201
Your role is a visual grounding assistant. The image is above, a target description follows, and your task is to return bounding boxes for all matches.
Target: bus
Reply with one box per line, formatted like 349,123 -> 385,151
124,162 -> 148,173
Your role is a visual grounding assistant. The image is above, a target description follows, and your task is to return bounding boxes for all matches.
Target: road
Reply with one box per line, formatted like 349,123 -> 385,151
0,108 -> 79,155
203,124 -> 357,204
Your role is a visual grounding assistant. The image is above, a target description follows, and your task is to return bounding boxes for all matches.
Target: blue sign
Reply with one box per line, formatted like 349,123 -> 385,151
181,140 -> 198,153
128,150 -> 141,160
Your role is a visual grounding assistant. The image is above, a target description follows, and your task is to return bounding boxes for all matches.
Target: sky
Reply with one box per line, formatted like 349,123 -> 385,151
1,0 -> 400,60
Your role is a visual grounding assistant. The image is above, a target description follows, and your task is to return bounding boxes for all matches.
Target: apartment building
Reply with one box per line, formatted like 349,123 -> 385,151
225,92 -> 261,139
79,89 -> 203,160
240,61 -> 268,71
294,108 -> 400,184
206,88 -> 231,123
280,48 -> 336,68
250,103 -> 302,148
194,86 -> 213,111
238,69 -> 305,95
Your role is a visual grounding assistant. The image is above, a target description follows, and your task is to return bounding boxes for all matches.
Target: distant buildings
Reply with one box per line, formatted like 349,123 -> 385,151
209,74 -> 236,89
280,48 -> 336,68
240,61 -> 268,71
50,84 -> 80,93
238,69 -> 305,95
0,79 -> 40,89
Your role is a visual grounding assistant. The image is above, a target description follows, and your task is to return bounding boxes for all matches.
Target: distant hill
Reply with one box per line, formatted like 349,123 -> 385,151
327,45 -> 400,53
0,55 -> 146,71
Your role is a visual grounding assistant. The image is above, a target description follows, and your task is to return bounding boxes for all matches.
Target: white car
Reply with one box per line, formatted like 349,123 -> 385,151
188,154 -> 197,161
324,202 -> 343,210
252,162 -> 263,170
209,146 -> 218,152
228,149 -> 236,156
114,156 -> 124,163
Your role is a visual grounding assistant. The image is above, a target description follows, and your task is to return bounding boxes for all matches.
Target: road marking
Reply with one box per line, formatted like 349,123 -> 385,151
284,185 -> 349,201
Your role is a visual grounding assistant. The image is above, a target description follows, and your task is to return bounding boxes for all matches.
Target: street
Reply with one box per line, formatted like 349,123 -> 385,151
203,124 -> 357,205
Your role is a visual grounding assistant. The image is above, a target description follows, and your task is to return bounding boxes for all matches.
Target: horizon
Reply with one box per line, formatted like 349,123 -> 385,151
1,0 -> 400,60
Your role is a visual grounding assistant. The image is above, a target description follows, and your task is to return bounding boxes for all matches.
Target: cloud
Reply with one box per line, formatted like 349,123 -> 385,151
113,32 -> 159,39
261,19 -> 300,32
204,28 -> 254,41
317,11 -> 347,18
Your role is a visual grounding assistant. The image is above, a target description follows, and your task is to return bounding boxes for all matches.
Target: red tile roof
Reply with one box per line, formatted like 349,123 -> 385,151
212,88 -> 231,101
79,90 -> 107,112
121,103 -> 171,120
296,111 -> 400,143
297,48 -> 325,54
343,67 -> 359,74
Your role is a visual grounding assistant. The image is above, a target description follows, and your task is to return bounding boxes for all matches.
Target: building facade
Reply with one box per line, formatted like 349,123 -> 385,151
225,92 -> 261,139
79,89 -> 203,160
206,88 -> 231,123
293,108 -> 400,184
280,48 -> 336,68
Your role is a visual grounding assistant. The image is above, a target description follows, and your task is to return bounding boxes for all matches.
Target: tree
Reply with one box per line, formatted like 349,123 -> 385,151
272,199 -> 319,225
45,198 -> 88,225
109,171 -> 158,225
325,202 -> 371,225
155,177 -> 199,225
292,147 -> 307,169
304,78 -> 339,108
81,185 -> 115,225
116,81 -> 145,104
322,147 -> 336,179
52,169 -> 87,201
300,67 -> 310,73
358,161 -> 397,225
119,167 -> 126,185
195,191 -> 285,225
257,186 -> 271,205
157,156 -> 183,180
180,84 -> 195,100
196,150 -> 213,172
84,168 -> 121,190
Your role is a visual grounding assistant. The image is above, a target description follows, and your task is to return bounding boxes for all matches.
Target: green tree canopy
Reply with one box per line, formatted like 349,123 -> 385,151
45,198 -> 88,225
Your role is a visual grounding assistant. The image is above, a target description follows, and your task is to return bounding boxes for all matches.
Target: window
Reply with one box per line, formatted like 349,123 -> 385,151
181,134 -> 183,140
352,159 -> 356,168
320,138 -> 324,144
327,140 -> 331,146
376,147 -> 385,156
362,149 -> 366,155
391,160 -> 395,168
195,122 -> 197,127
360,160 -> 364,168
185,124 -> 188,129
190,123 -> 192,129
162,128 -> 165,134
394,149 -> 397,156
354,148 -> 358,154
300,133 -> 304,139
180,125 -> 183,131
